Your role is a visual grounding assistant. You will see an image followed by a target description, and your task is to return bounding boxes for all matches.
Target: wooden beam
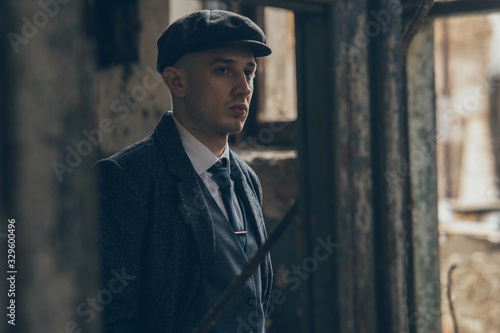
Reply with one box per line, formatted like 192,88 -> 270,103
489,76 -> 500,189
369,0 -> 410,331
406,22 -> 442,333
439,222 -> 500,243
444,199 -> 500,213
238,0 -> 326,13
295,0 -> 411,332
295,8 -> 334,332
328,1 -> 379,332
429,0 -> 500,18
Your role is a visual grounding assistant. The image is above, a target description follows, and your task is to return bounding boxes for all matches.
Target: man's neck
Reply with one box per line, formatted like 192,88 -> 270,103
172,112 -> 227,157
199,135 -> 227,157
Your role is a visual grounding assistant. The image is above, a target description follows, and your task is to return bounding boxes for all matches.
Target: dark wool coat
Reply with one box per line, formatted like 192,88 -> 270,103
96,111 -> 272,333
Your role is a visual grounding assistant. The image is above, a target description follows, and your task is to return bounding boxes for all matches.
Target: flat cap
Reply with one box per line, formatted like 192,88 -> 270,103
156,9 -> 271,74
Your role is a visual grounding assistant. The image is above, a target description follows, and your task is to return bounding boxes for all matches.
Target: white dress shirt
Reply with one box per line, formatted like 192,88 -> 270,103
172,115 -> 244,228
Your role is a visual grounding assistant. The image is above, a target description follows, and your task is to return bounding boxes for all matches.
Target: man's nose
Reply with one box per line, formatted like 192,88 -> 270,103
233,73 -> 253,96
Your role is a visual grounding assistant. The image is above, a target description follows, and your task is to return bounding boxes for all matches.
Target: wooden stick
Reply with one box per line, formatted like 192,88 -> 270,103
403,0 -> 436,53
447,263 -> 459,333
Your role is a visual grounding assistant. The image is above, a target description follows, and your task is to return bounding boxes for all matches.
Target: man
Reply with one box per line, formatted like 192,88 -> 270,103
96,9 -> 272,333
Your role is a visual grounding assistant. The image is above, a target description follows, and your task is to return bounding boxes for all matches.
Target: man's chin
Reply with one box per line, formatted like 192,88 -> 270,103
226,128 -> 244,135
220,120 -> 245,135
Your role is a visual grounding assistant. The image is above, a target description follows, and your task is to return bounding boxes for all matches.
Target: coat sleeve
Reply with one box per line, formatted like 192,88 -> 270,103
96,158 -> 147,333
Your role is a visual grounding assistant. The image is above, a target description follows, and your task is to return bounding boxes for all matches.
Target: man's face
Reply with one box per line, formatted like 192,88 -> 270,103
178,45 -> 256,138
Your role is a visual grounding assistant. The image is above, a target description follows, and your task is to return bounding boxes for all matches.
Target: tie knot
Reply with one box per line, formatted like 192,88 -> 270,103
208,159 -> 231,189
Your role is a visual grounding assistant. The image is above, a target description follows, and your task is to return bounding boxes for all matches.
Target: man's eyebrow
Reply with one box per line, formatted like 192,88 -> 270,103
210,57 -> 256,67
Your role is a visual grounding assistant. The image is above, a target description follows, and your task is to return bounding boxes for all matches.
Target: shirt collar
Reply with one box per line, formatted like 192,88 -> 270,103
173,114 -> 230,175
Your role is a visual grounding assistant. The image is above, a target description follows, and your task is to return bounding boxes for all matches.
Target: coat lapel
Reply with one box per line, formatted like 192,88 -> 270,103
153,112 -> 215,282
229,151 -> 272,306
229,153 -> 266,246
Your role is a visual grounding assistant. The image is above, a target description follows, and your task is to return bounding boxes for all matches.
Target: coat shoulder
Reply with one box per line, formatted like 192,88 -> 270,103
100,135 -> 159,172
94,134 -> 170,200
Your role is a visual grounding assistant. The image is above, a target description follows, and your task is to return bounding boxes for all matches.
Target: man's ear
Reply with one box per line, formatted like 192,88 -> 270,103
162,66 -> 186,98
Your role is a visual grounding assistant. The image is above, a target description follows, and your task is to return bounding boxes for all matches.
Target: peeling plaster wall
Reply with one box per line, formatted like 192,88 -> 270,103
93,0 -> 204,156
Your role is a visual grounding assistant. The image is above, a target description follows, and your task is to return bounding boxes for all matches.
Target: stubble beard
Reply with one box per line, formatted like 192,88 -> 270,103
188,103 -> 247,136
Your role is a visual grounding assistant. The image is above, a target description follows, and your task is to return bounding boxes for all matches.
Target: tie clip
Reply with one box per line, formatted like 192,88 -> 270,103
234,231 -> 247,235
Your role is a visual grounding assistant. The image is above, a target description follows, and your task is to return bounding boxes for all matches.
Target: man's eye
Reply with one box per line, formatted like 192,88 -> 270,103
217,67 -> 229,74
245,71 -> 255,77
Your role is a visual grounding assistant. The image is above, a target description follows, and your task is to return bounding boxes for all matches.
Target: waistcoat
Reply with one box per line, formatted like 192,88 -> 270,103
186,176 -> 266,333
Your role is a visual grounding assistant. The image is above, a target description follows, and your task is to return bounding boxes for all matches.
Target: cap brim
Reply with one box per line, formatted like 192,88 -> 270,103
188,39 -> 272,58
157,39 -> 272,74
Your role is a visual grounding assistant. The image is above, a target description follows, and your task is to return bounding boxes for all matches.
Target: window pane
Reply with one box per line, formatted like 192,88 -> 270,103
259,7 -> 297,122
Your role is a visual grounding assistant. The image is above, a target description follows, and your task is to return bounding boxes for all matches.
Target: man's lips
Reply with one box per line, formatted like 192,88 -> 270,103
229,104 -> 248,116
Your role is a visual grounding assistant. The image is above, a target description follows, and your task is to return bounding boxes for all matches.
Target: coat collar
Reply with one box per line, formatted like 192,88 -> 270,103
153,111 -> 197,180
172,115 -> 231,176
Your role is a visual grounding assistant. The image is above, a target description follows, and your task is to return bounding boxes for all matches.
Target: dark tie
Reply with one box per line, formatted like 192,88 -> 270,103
208,159 -> 246,248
